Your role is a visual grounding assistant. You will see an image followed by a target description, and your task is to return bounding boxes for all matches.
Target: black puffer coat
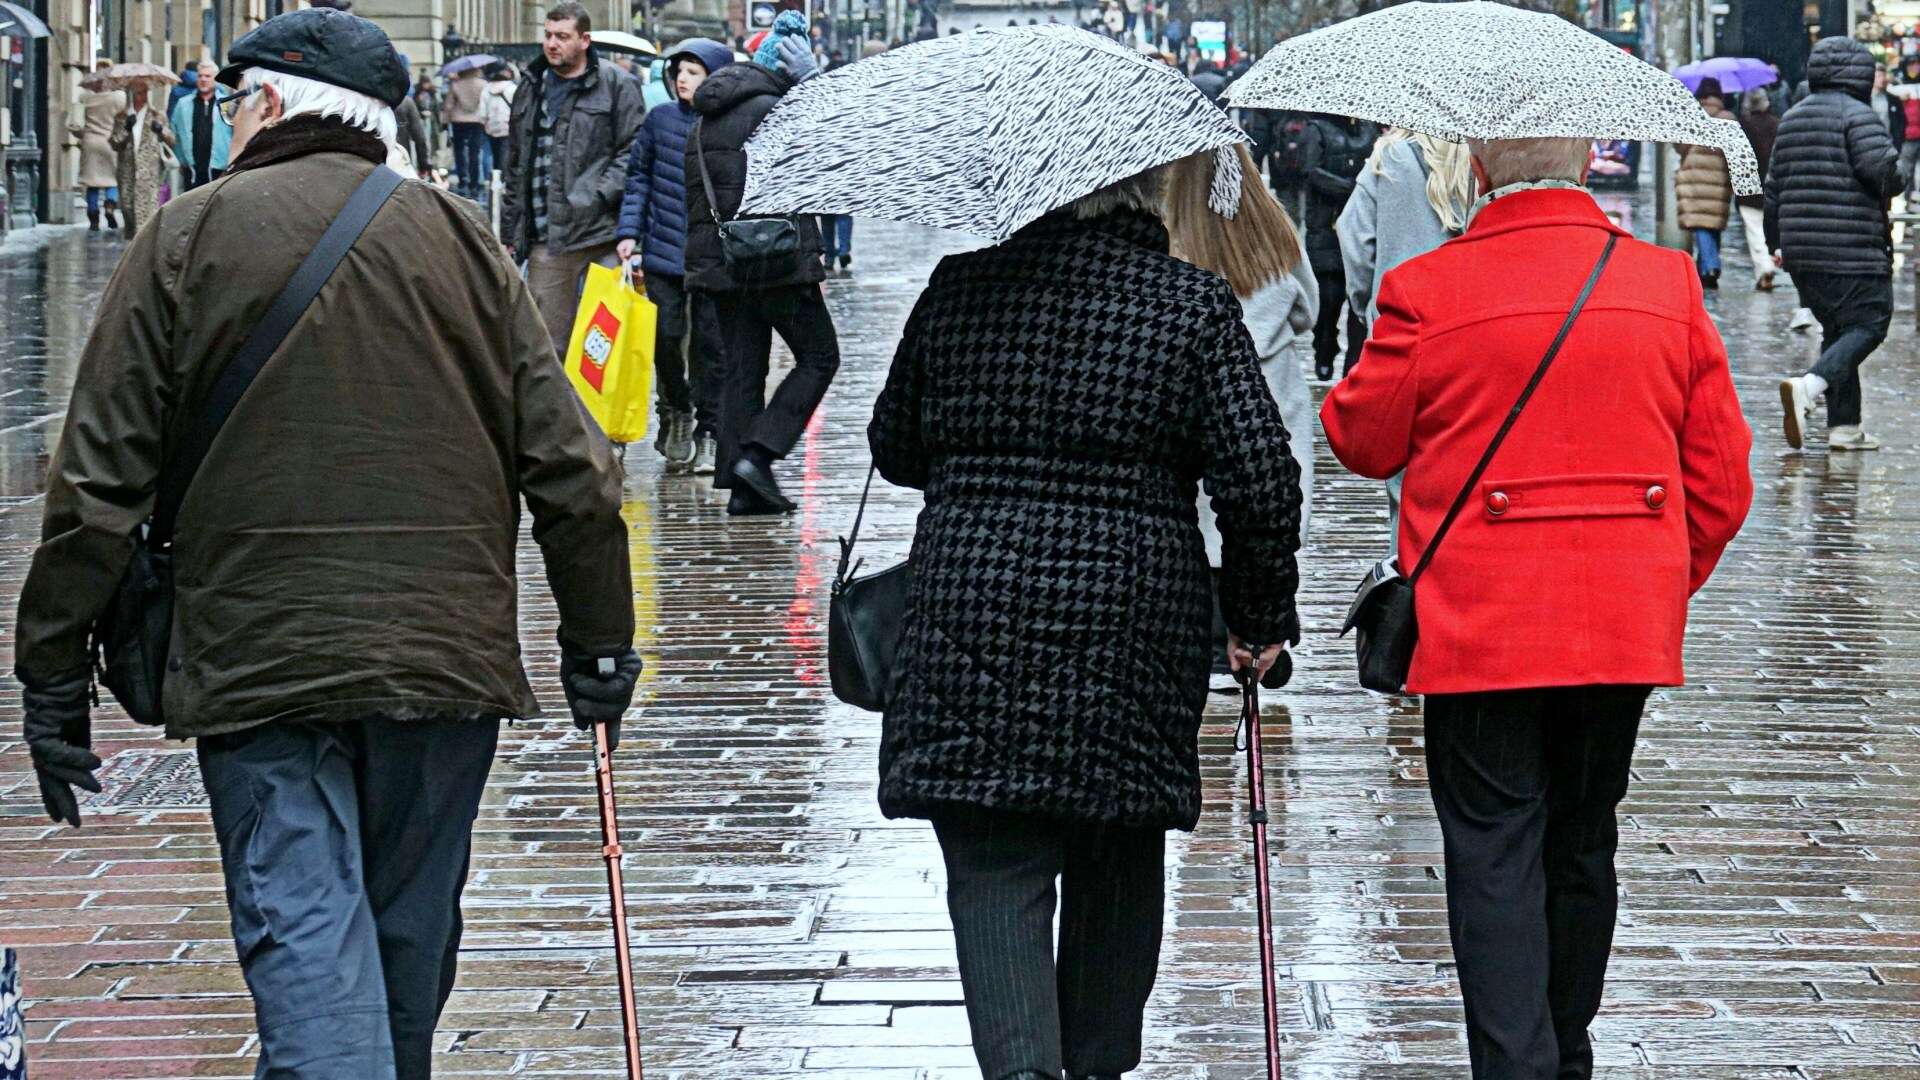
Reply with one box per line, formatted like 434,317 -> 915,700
869,209 -> 1303,831
1301,116 -> 1376,271
684,63 -> 824,292
1764,36 -> 1902,275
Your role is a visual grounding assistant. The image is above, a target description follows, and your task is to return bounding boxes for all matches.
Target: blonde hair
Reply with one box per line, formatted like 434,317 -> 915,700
1371,129 -> 1475,234
1163,144 -> 1304,298
1466,136 -> 1591,189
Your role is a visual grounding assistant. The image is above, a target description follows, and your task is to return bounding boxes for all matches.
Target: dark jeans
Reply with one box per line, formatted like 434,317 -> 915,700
707,284 -> 841,487
1313,267 -> 1364,373
1795,270 -> 1892,428
1424,686 -> 1649,1080
197,718 -> 500,1080
816,214 -> 854,261
182,163 -> 223,191
450,122 -> 488,194
932,812 -> 1166,1080
647,272 -> 720,432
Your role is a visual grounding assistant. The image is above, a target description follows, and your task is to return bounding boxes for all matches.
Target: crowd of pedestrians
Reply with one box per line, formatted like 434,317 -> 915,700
20,6 -> 1919,1080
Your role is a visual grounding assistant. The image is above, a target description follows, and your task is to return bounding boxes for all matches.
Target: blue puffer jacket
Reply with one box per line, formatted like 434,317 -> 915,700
617,39 -> 733,278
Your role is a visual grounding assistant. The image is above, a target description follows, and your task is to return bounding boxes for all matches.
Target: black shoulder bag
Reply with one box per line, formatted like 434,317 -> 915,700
1342,234 -> 1617,695
691,118 -> 802,284
828,465 -> 915,712
90,166 -> 405,726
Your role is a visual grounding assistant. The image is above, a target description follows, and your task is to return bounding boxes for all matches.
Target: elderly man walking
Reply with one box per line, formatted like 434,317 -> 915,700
1769,36 -> 1903,453
1324,136 -> 1753,1079
169,61 -> 232,191
14,11 -> 640,1079
502,1 -> 646,355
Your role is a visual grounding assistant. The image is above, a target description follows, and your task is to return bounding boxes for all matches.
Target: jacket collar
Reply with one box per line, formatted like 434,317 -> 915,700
1015,207 -> 1169,253
227,114 -> 386,175
527,48 -> 601,88
1459,185 -> 1626,243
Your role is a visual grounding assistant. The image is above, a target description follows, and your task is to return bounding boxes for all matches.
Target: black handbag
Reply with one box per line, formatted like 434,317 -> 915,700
1342,234 -> 1618,695
692,119 -> 802,284
828,465 -> 915,712
90,166 -> 406,726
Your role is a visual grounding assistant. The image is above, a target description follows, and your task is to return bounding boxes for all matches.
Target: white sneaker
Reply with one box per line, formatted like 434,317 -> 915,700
1828,425 -> 1881,452
692,434 -> 717,476
1788,307 -> 1817,332
1778,376 -> 1815,450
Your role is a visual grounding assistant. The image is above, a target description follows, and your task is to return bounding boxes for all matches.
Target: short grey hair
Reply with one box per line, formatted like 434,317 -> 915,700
240,66 -> 397,147
1744,87 -> 1771,112
1068,165 -> 1167,220
1466,137 -> 1591,189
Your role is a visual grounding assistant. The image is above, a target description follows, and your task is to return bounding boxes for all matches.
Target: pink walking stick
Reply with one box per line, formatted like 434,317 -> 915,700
1238,651 -> 1291,1080
591,684 -> 646,1080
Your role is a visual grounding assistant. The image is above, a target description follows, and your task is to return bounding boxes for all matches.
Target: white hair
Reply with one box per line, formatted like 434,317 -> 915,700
241,66 -> 397,147
1466,137 -> 1591,189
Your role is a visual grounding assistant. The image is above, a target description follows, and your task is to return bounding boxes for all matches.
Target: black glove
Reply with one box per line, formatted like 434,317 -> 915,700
559,640 -> 642,751
22,673 -> 101,828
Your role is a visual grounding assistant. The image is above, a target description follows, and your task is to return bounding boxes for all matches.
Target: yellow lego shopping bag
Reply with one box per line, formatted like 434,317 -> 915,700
564,263 -> 656,445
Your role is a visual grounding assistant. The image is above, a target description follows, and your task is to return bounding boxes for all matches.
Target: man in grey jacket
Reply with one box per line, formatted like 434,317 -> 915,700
501,1 -> 645,355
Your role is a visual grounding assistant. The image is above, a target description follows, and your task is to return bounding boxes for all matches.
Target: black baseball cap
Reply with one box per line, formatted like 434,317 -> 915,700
216,8 -> 410,108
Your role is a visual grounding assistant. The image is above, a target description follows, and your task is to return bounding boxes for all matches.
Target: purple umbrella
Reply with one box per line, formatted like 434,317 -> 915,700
1674,56 -> 1778,94
441,53 -> 499,76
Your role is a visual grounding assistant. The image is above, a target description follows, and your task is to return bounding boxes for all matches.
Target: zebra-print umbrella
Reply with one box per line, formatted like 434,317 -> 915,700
1225,1 -> 1761,194
738,26 -> 1250,241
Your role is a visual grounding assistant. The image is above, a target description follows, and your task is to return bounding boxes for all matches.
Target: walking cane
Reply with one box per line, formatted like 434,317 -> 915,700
591,657 -> 647,1080
1237,648 -> 1292,1080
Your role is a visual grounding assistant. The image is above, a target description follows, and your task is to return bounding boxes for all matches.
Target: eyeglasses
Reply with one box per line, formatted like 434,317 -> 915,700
214,85 -> 259,123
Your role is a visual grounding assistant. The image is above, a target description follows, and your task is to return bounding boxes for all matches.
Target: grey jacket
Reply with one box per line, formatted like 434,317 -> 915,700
501,52 -> 646,254
1338,137 -> 1460,327
1200,259 -> 1318,562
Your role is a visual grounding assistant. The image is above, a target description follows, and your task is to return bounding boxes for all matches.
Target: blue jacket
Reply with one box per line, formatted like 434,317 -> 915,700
616,39 -> 732,278
169,92 -> 232,174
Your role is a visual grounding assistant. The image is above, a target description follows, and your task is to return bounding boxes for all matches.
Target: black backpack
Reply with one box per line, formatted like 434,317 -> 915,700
1268,114 -> 1312,183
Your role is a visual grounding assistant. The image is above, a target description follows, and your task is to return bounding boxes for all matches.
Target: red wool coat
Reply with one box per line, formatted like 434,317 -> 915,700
1322,188 -> 1753,695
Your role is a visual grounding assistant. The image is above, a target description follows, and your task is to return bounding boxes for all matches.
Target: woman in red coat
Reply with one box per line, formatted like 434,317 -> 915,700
1322,136 -> 1753,1080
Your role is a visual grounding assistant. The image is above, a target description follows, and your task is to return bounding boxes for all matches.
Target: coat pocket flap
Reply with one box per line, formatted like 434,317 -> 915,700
1480,473 -> 1670,522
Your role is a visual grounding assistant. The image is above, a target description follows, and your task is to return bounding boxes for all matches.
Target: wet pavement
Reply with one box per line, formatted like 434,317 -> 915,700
2,191 -> 1920,1078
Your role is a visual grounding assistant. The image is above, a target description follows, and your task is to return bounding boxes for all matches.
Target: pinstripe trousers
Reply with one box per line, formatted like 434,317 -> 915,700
932,812 -> 1167,1080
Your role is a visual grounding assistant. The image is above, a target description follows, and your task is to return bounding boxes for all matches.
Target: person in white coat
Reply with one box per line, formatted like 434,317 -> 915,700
1165,143 -> 1316,684
1336,129 -> 1475,557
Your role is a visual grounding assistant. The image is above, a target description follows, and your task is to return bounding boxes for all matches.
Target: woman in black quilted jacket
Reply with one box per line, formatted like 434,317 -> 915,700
868,157 -> 1303,1080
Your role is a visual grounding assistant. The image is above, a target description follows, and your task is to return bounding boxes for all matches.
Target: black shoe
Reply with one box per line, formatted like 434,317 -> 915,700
727,487 -> 790,516
1314,357 -> 1334,381
839,254 -> 852,270
729,458 -> 795,514
87,210 -> 100,232
103,206 -> 119,230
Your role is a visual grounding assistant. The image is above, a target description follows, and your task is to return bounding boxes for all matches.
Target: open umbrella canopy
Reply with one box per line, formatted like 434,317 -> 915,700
591,31 -> 657,57
1226,0 -> 1760,194
80,63 -> 182,92
1674,56 -> 1778,94
738,25 -> 1249,241
441,53 -> 499,76
0,0 -> 50,39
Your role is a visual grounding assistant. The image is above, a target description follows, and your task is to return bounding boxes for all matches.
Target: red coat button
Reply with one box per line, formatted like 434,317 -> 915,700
1487,491 -> 1509,516
1645,485 -> 1667,510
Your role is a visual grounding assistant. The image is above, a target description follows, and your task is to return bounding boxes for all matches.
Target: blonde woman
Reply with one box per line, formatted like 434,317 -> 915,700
1165,143 -> 1317,682
108,83 -> 176,234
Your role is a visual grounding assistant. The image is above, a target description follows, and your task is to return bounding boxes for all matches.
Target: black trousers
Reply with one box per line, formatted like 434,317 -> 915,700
1795,270 -> 1892,428
1423,686 -> 1649,1080
1312,267 -> 1365,373
647,272 -> 720,432
198,718 -> 499,1079
933,812 -> 1166,1080
707,283 -> 841,487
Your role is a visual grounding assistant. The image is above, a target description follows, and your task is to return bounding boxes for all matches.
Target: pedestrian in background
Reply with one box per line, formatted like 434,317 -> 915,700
501,1 -> 645,356
169,61 -> 232,191
1301,112 -> 1376,379
1897,54 -> 1920,199
109,82 -> 175,234
869,158 -> 1301,1080
72,61 -> 124,232
443,66 -> 488,198
1323,136 -> 1753,1080
1737,87 -> 1780,290
1164,143 -> 1317,685
686,21 -> 839,515
482,65 -> 515,183
1677,77 -> 1734,290
1770,36 -> 1902,453
15,11 -> 639,1078
617,39 -> 733,475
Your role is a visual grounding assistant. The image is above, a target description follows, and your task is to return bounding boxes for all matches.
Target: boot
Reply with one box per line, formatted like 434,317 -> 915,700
102,200 -> 119,230
87,209 -> 100,232
1314,355 -> 1334,381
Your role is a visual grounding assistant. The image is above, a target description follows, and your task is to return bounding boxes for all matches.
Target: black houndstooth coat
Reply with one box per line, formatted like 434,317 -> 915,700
869,208 -> 1302,831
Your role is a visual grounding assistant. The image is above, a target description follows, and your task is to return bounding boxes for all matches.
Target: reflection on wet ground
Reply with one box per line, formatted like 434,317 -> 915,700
2,192 -> 1920,1077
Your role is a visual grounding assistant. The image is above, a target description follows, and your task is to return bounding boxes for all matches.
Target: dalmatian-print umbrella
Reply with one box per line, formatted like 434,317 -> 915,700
739,25 -> 1251,241
1227,0 -> 1762,194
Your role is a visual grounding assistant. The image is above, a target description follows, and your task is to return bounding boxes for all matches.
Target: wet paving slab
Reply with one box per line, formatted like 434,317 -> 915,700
2,193 -> 1920,1077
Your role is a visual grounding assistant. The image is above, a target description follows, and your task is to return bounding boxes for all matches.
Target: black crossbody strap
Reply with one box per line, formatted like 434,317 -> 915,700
1407,233 -> 1617,586
151,165 -> 405,544
691,119 -> 726,226
836,463 -> 880,584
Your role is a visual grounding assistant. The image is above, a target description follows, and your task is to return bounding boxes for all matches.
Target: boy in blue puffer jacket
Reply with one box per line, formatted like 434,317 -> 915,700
617,38 -> 734,472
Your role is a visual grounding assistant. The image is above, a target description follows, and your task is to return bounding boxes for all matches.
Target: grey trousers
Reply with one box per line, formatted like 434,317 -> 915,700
198,718 -> 500,1080
932,811 -> 1167,1080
